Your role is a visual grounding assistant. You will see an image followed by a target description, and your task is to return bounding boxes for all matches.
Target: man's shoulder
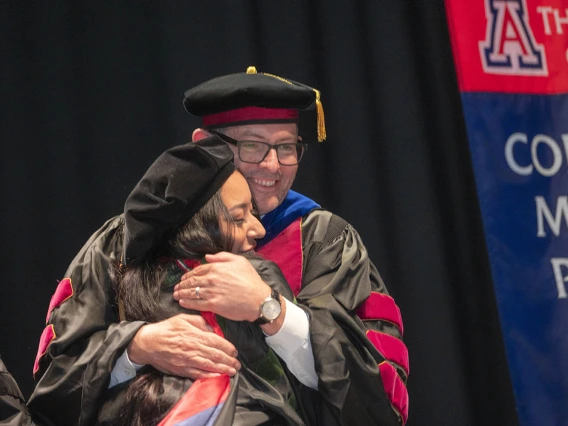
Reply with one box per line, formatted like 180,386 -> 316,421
67,214 -> 125,267
85,214 -> 124,248
302,207 -> 349,225
301,208 -> 351,244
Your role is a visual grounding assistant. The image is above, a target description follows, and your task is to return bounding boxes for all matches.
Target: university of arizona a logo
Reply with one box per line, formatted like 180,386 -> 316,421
479,0 -> 548,75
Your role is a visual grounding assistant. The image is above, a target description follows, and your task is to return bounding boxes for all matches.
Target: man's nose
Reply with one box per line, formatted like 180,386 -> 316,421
260,147 -> 280,172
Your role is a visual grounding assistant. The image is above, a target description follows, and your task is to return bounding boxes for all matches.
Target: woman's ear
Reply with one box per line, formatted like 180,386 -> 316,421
192,128 -> 209,142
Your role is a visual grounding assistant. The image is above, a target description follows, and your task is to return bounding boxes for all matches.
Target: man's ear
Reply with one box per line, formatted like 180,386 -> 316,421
192,128 -> 209,142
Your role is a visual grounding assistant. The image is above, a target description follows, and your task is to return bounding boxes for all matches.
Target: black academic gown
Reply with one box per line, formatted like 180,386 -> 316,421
96,257 -> 313,426
27,217 -> 313,426
292,209 -> 407,425
29,206 -> 408,425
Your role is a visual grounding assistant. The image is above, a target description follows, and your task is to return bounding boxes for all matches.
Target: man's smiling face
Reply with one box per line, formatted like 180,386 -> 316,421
223,123 -> 299,215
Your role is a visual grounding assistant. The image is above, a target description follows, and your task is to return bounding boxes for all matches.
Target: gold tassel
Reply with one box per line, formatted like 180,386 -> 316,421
314,89 -> 326,142
249,67 -> 326,142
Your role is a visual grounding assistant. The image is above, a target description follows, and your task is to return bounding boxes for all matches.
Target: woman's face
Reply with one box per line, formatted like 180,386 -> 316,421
221,171 -> 266,253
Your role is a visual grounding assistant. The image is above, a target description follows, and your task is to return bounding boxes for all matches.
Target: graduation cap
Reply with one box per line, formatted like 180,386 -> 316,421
122,135 -> 236,265
183,66 -> 326,142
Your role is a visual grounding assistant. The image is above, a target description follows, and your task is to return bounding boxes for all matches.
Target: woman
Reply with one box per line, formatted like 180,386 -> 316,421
98,136 -> 315,426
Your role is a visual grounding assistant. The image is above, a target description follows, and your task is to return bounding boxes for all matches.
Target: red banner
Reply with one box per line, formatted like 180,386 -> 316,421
446,0 -> 568,93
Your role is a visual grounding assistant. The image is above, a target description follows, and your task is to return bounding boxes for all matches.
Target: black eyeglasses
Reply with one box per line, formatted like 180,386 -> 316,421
210,130 -> 308,166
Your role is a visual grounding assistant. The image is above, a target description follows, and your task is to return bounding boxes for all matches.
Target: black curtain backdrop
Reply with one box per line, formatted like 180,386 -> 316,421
0,2 -> 520,425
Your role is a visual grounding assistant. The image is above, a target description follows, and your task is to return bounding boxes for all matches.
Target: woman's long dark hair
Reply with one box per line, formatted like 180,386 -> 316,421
108,186 -> 239,425
113,189 -> 235,323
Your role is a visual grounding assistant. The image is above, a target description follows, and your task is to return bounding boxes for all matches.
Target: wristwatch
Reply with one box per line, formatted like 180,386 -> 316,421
255,288 -> 282,324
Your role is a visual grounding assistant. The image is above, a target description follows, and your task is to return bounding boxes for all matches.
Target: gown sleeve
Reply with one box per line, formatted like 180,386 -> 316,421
0,357 -> 35,426
298,210 -> 409,425
27,215 -> 145,426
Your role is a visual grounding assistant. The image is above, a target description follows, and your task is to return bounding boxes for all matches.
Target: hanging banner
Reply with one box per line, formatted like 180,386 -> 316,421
444,1 -> 568,425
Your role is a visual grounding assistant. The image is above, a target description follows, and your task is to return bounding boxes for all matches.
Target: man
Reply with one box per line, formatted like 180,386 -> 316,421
28,67 -> 408,425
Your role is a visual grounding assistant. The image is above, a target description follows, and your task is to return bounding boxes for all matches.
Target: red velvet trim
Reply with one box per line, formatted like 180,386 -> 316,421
257,218 -> 303,296
366,330 -> 410,376
357,292 -> 404,335
201,311 -> 224,338
202,107 -> 298,127
157,374 -> 231,426
33,325 -> 55,377
180,258 -> 202,270
379,361 -> 409,424
158,311 -> 229,425
45,278 -> 74,324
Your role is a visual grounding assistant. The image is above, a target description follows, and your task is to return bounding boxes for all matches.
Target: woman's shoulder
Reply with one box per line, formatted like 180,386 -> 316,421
246,254 -> 294,300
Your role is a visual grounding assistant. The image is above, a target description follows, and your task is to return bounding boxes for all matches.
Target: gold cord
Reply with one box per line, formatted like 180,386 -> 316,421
246,66 -> 326,142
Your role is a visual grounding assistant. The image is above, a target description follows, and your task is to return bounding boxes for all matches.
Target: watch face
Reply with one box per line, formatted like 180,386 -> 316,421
262,298 -> 282,321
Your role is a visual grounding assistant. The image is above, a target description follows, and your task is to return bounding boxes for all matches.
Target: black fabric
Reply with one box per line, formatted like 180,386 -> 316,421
26,206 -> 404,425
0,358 -> 34,426
299,209 -> 403,425
183,68 -> 316,116
95,258 -> 311,426
123,136 -> 235,265
26,216 -> 147,426
0,2 -> 518,426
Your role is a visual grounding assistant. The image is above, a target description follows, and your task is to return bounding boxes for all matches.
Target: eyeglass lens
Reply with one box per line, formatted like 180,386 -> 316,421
238,141 -> 304,165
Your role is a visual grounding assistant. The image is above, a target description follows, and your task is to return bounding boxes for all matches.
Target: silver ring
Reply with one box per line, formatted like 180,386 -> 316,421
195,286 -> 201,299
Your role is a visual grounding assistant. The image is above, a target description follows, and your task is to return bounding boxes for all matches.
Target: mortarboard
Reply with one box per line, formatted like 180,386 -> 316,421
122,135 -> 236,265
183,66 -> 326,142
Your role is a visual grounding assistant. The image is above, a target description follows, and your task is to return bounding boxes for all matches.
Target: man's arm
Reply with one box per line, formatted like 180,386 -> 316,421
297,210 -> 409,425
126,315 -> 240,378
173,253 -> 318,389
263,297 -> 318,389
27,216 -> 146,426
110,313 -> 241,388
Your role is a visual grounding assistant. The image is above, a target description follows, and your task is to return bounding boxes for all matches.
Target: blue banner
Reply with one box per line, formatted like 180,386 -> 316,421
461,92 -> 568,423
445,1 -> 568,424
